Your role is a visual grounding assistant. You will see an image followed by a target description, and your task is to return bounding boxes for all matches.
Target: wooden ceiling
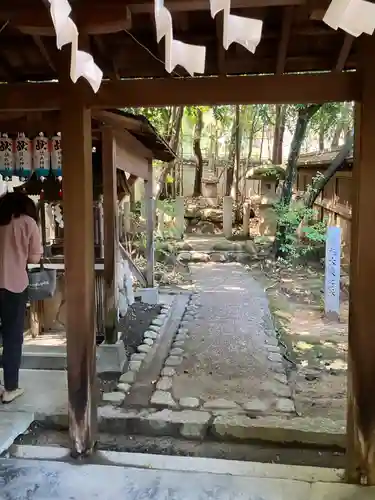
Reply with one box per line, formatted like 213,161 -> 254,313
0,0 -> 356,82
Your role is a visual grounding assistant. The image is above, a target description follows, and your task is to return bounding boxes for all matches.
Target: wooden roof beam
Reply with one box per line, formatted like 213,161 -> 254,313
32,35 -> 56,73
334,34 -> 354,72
92,36 -> 120,81
0,72 -> 360,110
215,13 -> 226,75
276,6 -> 293,75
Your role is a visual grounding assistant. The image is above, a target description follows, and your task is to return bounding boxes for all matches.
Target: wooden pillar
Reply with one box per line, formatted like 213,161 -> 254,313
102,126 -> 118,344
346,35 -> 375,485
61,96 -> 96,457
145,159 -> 154,287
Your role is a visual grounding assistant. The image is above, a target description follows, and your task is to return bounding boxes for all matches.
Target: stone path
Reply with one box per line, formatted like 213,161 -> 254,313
153,262 -> 295,416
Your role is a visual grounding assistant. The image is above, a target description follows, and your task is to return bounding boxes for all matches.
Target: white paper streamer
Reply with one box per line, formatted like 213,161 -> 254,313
209,0 -> 263,53
154,0 -> 206,75
323,0 -> 375,37
47,0 -> 103,92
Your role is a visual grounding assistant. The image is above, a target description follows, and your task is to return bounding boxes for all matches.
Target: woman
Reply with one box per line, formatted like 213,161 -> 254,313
0,191 -> 42,403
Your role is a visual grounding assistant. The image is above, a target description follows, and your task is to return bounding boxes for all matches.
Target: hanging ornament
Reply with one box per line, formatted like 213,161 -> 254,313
33,132 -> 50,180
0,134 -> 14,181
51,132 -> 62,179
53,203 -> 64,228
15,133 -> 32,181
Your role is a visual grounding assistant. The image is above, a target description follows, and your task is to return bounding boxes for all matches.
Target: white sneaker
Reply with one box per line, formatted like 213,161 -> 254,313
2,388 -> 24,404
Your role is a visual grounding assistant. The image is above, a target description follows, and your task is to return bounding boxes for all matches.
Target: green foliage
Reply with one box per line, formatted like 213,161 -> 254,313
274,200 -> 327,260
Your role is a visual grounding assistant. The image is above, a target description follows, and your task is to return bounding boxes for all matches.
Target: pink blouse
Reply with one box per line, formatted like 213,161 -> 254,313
0,215 -> 43,293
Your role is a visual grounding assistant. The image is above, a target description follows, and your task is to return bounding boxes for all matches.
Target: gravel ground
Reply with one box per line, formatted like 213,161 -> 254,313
172,263 -> 288,405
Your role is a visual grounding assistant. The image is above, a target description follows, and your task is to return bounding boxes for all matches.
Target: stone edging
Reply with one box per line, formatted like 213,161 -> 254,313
101,301 -> 173,405
148,293 -> 200,409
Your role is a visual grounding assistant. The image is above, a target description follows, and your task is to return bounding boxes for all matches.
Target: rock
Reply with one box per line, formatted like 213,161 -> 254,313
165,356 -> 183,367
150,390 -> 177,408
243,240 -> 257,256
179,397 -> 200,409
213,414 -> 254,440
130,353 -> 146,362
129,360 -> 142,372
102,392 -> 124,404
273,310 -> 292,321
144,330 -> 158,340
175,334 -> 187,342
183,314 -> 195,322
143,338 -> 154,346
265,337 -> 278,347
195,221 -> 216,234
170,347 -> 184,356
173,341 -> 185,348
274,373 -> 288,385
178,328 -> 189,335
138,344 -> 151,353
243,399 -> 270,416
191,251 -> 210,262
210,252 -> 227,263
149,325 -> 161,333
203,399 -> 240,410
268,352 -> 283,363
156,377 -> 173,391
267,345 -> 281,353
161,367 -> 176,377
201,208 -> 222,223
178,252 -> 192,262
117,383 -> 131,393
181,242 -> 193,251
180,320 -> 189,328
119,371 -> 135,384
276,398 -> 295,413
152,318 -> 164,327
145,409 -> 210,439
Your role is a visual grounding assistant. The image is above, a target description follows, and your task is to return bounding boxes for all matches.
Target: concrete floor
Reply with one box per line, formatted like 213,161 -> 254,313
0,450 -> 374,500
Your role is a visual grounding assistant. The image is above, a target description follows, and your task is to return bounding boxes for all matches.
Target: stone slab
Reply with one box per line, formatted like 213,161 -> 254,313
0,458 -> 313,500
97,340 -> 128,374
0,369 -> 67,420
0,412 -> 34,455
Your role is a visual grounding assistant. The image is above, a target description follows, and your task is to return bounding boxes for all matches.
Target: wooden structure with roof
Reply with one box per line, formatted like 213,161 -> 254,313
0,0 -> 374,484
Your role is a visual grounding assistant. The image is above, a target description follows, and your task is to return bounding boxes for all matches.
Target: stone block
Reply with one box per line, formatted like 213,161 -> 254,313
243,399 -> 270,416
102,392 -> 125,405
144,330 -> 158,340
119,371 -> 136,384
165,356 -> 183,367
275,398 -> 295,414
138,344 -> 151,353
212,414 -> 254,440
151,391 -> 177,408
129,361 -> 142,372
179,397 -> 200,409
156,377 -> 173,391
134,287 -> 159,305
97,340 -> 128,375
161,367 -> 176,377
203,399 -> 240,411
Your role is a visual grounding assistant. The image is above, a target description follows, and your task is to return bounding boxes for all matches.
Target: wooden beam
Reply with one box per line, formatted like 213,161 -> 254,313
92,36 -> 120,80
102,126 -> 118,344
346,35 -> 375,485
334,34 -> 354,72
215,13 -> 226,75
0,72 -> 360,110
276,6 -> 293,75
61,92 -> 97,457
144,159 -> 155,287
32,35 -> 56,73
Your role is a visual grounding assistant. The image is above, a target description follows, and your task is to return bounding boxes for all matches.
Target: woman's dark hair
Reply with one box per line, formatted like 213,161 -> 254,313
0,192 -> 39,226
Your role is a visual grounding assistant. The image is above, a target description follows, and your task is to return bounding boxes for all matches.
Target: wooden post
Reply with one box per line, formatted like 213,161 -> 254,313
145,159 -> 154,287
243,202 -> 250,237
61,95 -> 96,458
102,126 -> 118,344
346,35 -> 375,485
175,196 -> 184,239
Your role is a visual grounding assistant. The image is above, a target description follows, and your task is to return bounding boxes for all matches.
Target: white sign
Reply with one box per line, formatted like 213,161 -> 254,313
324,226 -> 341,319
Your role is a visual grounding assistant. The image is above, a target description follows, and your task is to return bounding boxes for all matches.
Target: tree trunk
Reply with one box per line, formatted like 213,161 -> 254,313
193,108 -> 204,197
259,123 -> 265,162
274,104 -> 322,258
234,105 -> 241,203
304,130 -> 353,208
319,122 -> 325,152
155,106 -> 184,199
225,106 -> 237,196
272,104 -> 286,165
280,104 -> 322,206
331,123 -> 343,149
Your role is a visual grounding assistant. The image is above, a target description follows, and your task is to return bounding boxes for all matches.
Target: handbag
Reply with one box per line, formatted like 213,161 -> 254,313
27,260 -> 57,301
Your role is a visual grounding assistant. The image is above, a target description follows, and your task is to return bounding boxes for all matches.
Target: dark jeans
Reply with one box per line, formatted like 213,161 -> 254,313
0,289 -> 27,391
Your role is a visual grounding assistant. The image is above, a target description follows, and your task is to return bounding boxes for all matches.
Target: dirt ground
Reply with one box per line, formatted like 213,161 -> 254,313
249,259 -> 348,423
